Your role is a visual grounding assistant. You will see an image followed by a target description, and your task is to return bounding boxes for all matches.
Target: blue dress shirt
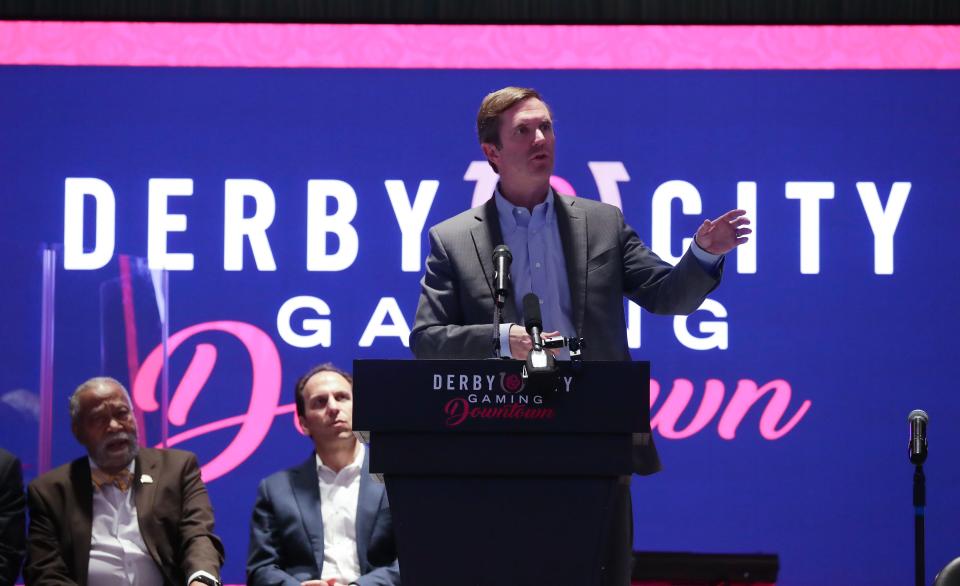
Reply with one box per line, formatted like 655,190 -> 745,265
495,186 -> 721,358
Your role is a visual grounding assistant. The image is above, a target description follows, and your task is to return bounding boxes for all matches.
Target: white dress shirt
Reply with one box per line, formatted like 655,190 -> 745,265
87,458 -> 164,586
317,443 -> 364,584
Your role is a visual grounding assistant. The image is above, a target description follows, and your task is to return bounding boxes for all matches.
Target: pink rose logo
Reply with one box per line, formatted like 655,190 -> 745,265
501,373 -> 525,394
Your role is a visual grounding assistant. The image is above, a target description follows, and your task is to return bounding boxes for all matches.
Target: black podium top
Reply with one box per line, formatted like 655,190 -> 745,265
353,359 -> 650,476
353,359 -> 649,433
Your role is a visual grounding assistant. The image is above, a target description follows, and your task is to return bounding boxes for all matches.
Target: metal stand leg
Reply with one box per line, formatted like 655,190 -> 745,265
914,464 -> 925,586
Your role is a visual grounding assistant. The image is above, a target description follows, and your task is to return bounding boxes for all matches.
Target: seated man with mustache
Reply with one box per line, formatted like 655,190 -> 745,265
25,377 -> 224,586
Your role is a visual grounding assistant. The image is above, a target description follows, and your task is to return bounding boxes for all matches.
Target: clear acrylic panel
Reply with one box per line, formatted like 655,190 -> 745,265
0,246 -> 172,482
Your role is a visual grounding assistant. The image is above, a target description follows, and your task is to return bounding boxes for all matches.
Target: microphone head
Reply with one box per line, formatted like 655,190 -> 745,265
522,293 -> 542,331
493,245 -> 512,262
908,409 -> 929,465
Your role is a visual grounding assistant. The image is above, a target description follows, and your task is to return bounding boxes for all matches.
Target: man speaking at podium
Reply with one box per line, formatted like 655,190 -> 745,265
410,87 -> 750,585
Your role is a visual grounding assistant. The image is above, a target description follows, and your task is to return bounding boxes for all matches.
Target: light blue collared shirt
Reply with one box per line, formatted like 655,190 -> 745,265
495,188 -> 576,356
495,187 -> 721,358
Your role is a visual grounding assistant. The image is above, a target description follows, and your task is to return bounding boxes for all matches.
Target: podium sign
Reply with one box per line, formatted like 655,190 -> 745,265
354,359 -> 649,433
353,359 -> 651,585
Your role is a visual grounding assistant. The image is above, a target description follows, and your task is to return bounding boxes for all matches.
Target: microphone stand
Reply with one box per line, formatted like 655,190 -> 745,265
490,246 -> 512,359
909,410 -> 928,586
491,299 -> 503,359
914,463 -> 925,586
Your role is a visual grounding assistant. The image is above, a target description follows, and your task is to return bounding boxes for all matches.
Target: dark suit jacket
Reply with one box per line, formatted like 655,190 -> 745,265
0,448 -> 25,586
25,448 -> 224,586
247,451 -> 400,586
410,194 -> 722,473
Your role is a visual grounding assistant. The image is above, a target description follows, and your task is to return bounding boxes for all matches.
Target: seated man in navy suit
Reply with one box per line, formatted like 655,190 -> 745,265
247,364 -> 400,586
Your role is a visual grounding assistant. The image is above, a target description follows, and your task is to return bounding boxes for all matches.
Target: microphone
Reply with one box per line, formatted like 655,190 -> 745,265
522,293 -> 544,351
908,409 -> 928,465
492,245 -> 512,307
522,292 -> 555,375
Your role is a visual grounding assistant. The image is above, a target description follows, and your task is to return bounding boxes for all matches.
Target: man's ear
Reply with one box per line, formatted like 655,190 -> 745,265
481,142 -> 500,166
297,415 -> 311,437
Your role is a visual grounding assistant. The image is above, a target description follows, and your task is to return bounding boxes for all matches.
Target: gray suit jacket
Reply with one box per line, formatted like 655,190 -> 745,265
410,194 -> 722,474
246,451 -> 400,586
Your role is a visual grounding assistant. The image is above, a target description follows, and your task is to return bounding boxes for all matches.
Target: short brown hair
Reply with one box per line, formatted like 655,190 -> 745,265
294,363 -> 353,419
477,86 -> 549,150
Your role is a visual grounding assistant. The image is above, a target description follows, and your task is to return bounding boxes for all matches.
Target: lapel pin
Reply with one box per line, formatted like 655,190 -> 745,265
140,474 -> 154,484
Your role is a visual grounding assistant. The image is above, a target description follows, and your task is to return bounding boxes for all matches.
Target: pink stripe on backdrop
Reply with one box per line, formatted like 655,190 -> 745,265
0,21 -> 958,69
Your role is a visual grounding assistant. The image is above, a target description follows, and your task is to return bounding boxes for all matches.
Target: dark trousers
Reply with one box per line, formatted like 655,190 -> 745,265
599,476 -> 633,586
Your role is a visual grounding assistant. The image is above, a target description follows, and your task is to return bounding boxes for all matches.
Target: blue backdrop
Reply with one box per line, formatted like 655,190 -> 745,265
1,66 -> 958,585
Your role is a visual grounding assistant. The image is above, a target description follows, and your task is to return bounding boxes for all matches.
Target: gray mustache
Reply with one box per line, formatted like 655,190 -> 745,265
101,432 -> 138,446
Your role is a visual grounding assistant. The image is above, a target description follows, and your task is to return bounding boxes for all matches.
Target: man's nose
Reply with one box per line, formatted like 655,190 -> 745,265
107,417 -> 124,432
534,128 -> 546,143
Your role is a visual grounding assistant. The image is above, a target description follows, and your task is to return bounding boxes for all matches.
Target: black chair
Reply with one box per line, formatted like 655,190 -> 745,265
934,557 -> 960,586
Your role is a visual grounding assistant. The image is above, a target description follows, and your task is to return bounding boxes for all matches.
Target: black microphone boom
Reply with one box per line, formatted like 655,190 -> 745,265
522,293 -> 544,350
492,245 -> 512,308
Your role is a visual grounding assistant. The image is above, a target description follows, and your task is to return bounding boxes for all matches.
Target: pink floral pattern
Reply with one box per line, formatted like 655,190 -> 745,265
0,22 -> 957,69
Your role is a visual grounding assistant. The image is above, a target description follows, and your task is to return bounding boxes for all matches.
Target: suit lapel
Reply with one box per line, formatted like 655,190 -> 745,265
555,195 -> 587,335
470,197 -> 519,323
69,458 -> 94,586
354,448 -> 381,574
291,454 -> 326,574
133,450 -> 169,582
